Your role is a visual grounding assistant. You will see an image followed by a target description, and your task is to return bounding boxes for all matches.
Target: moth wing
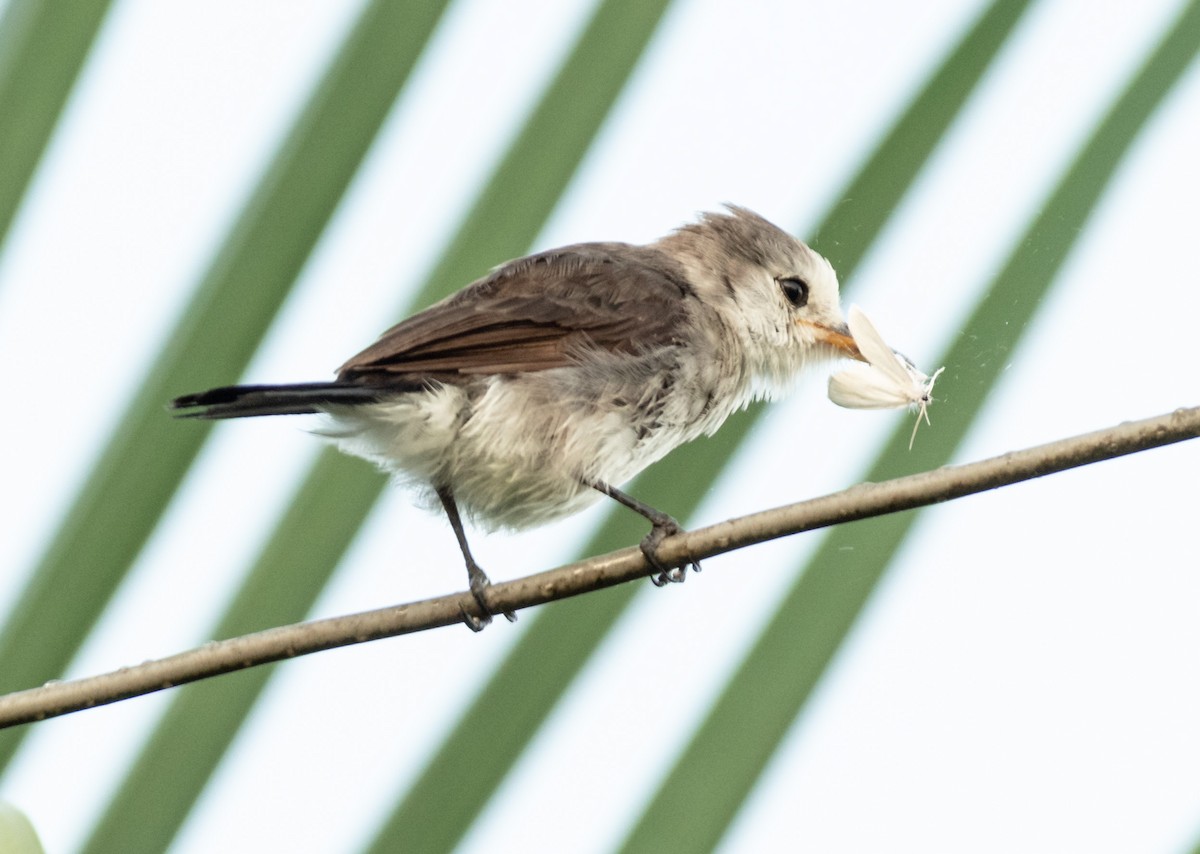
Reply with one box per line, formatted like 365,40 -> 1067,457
828,363 -> 914,409
846,305 -> 915,389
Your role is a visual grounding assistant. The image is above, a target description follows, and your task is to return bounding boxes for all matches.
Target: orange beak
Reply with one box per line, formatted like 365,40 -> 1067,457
799,318 -> 865,361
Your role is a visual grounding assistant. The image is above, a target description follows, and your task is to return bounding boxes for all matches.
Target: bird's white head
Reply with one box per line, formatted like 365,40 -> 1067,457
656,205 -> 861,394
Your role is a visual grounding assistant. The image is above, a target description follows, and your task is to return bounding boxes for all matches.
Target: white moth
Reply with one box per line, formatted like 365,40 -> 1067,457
828,305 -> 945,449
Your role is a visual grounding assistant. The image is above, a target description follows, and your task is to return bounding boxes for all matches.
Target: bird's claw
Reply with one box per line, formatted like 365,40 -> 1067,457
459,601 -> 490,633
640,515 -> 701,586
459,563 -> 517,631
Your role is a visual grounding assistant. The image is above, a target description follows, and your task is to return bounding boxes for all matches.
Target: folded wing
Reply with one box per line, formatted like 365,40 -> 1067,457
338,244 -> 692,383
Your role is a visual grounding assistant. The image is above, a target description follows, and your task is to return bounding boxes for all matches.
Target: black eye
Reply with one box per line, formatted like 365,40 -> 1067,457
778,276 -> 809,308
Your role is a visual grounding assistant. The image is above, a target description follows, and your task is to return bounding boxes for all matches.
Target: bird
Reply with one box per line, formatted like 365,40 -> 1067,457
171,206 -> 861,628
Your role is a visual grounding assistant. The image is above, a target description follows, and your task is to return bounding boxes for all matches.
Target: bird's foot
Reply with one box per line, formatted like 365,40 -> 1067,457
640,514 -> 702,586
581,478 -> 700,587
460,561 -> 517,632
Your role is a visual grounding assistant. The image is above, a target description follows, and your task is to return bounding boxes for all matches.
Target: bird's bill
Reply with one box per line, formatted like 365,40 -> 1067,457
798,319 -> 865,361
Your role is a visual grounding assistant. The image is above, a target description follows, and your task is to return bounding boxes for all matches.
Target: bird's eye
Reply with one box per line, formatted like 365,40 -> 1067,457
778,276 -> 809,308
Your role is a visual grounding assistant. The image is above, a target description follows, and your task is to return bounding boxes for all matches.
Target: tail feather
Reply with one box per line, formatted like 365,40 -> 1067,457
169,382 -> 389,419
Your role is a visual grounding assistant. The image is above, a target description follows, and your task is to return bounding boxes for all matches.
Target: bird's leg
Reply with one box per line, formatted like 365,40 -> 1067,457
436,486 -> 517,630
584,478 -> 700,585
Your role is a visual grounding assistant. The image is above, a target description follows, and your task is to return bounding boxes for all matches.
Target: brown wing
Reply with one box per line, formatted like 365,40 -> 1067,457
337,243 -> 694,382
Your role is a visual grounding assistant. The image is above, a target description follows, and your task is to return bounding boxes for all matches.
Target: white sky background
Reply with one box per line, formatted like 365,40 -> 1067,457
1,1 -> 1199,852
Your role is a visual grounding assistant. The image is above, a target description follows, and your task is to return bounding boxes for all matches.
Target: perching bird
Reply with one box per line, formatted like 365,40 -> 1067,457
172,206 -> 860,627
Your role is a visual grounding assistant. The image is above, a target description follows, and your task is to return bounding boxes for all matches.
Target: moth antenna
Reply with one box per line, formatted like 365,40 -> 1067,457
908,366 -> 944,450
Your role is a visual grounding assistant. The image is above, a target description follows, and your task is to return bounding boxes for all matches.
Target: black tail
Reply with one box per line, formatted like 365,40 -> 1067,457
170,382 -> 388,419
